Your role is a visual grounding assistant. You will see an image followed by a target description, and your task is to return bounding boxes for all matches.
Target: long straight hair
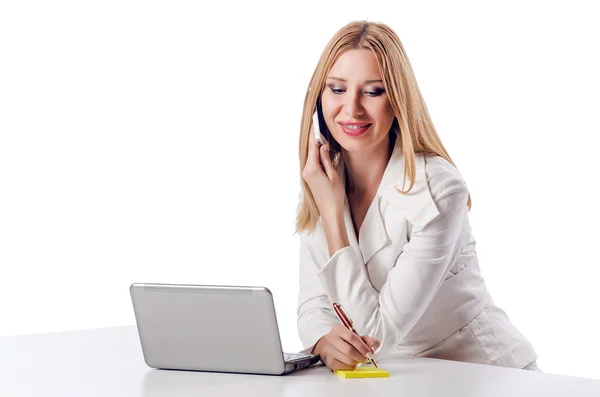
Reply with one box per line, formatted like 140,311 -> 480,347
294,20 -> 471,234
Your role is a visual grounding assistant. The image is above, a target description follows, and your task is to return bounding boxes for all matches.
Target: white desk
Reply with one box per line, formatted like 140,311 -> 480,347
1,325 -> 599,397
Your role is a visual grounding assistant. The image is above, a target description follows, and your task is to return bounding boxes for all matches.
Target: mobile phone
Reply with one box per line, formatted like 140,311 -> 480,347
312,107 -> 329,147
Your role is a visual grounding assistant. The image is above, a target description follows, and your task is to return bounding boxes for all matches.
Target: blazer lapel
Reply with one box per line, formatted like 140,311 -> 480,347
338,145 -> 440,264
378,145 -> 440,229
358,195 -> 389,264
342,196 -> 360,257
339,151 -> 390,265
341,194 -> 389,265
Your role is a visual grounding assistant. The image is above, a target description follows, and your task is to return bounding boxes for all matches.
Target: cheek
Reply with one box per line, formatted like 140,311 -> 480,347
321,98 -> 341,131
369,100 -> 391,116
320,95 -> 338,117
372,104 -> 395,126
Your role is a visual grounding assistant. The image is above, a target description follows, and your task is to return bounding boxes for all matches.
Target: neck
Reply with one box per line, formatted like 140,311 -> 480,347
343,137 -> 394,196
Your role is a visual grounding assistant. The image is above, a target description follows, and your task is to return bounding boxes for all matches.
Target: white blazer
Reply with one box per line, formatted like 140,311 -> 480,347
297,144 -> 538,368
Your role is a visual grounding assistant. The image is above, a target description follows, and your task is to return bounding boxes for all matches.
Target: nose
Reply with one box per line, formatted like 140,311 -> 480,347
344,89 -> 365,118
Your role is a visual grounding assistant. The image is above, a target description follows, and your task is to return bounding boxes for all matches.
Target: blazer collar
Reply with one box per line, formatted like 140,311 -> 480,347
342,194 -> 388,265
377,144 -> 440,229
340,144 -> 440,264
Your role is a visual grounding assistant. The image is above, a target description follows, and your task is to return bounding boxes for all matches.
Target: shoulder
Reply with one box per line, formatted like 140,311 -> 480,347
379,153 -> 468,228
423,154 -> 468,203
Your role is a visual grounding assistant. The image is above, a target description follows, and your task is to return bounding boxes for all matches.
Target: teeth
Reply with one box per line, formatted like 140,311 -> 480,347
345,124 -> 368,129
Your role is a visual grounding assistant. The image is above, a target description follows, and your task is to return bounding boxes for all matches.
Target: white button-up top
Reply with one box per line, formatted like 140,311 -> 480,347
297,144 -> 537,368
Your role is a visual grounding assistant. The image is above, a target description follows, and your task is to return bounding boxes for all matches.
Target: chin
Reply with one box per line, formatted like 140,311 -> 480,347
336,142 -> 367,152
333,136 -> 382,153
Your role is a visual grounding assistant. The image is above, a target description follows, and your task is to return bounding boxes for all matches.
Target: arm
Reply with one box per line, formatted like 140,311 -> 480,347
297,235 -> 381,366
296,233 -> 340,354
315,174 -> 469,352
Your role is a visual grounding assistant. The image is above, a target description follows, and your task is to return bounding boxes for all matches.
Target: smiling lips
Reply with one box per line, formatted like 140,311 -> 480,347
338,122 -> 372,137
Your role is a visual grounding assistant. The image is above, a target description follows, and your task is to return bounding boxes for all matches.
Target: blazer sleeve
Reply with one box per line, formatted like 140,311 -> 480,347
296,230 -> 341,354
312,170 -> 469,354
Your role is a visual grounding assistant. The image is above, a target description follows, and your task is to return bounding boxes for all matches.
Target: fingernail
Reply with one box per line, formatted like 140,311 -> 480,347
365,352 -> 373,360
370,344 -> 377,353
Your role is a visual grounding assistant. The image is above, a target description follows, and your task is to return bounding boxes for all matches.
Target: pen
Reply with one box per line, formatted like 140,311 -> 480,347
332,302 -> 379,368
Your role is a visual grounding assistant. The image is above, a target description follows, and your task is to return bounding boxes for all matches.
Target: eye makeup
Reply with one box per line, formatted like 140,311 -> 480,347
326,84 -> 385,97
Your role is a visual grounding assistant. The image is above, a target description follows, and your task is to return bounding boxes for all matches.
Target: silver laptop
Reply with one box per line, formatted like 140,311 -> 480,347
130,283 -> 320,375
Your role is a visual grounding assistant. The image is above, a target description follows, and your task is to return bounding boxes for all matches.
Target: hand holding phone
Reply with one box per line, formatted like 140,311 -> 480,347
303,106 -> 346,224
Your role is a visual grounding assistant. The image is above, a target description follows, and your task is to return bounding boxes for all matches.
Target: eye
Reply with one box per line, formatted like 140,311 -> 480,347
327,85 -> 385,97
367,89 -> 385,97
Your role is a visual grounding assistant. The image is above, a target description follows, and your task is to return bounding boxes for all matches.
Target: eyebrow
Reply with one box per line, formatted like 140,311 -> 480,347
326,77 -> 383,84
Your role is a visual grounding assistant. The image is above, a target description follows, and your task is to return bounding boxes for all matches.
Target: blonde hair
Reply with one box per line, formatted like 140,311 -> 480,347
294,20 -> 471,234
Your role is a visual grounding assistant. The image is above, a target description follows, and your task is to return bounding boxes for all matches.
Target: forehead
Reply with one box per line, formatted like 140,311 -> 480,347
327,49 -> 382,82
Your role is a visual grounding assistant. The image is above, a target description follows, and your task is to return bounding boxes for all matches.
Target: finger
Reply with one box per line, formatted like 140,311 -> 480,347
361,335 -> 381,354
325,331 -> 364,365
327,345 -> 361,367
321,348 -> 357,371
302,123 -> 326,183
333,331 -> 370,364
328,357 -> 356,371
319,144 -> 336,180
339,329 -> 374,361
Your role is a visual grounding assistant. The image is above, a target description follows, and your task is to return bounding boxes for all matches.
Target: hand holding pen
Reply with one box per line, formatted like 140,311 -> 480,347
311,304 -> 381,371
333,302 -> 379,368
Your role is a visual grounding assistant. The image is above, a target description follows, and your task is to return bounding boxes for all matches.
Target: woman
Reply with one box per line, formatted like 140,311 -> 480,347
295,20 -> 539,371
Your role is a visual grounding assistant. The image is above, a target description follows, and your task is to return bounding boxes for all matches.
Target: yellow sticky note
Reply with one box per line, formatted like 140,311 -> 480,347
334,365 -> 390,378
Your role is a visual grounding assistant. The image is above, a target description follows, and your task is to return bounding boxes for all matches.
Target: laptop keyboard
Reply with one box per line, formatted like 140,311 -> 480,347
284,352 -> 312,362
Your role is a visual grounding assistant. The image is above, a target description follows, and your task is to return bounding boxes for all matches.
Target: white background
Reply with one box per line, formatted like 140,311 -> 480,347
1,0 -> 599,380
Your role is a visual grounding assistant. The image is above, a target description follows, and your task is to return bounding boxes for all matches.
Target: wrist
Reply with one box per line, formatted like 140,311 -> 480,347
320,213 -> 350,256
320,207 -> 343,224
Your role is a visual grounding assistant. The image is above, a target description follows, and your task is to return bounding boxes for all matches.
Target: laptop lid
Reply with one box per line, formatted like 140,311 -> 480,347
130,283 -> 299,375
